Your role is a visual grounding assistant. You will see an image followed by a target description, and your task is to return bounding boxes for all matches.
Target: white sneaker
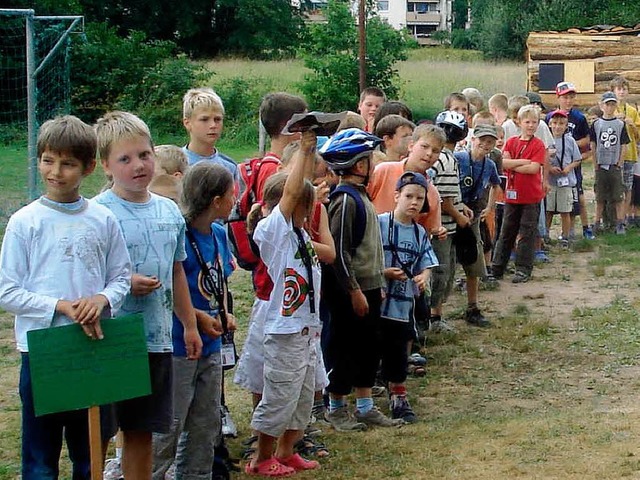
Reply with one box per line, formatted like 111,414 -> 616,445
103,458 -> 123,480
221,405 -> 238,438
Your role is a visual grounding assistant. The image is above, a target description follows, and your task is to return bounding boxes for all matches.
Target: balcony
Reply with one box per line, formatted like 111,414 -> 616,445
406,12 -> 441,23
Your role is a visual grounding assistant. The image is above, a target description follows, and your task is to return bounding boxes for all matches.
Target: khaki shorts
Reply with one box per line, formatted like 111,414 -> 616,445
546,185 -> 575,213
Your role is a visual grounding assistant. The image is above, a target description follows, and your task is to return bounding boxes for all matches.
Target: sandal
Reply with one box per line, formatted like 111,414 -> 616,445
294,434 -> 330,458
407,364 -> 426,377
241,435 -> 259,460
276,453 -> 320,471
245,457 -> 295,477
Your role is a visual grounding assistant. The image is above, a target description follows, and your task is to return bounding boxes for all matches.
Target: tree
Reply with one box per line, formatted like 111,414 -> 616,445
299,0 -> 411,111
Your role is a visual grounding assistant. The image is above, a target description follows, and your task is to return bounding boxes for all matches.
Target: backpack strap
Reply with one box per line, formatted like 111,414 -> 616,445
329,184 -> 367,252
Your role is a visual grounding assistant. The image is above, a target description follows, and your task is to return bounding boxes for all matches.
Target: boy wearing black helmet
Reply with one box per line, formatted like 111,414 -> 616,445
429,110 -> 483,332
319,128 -> 404,431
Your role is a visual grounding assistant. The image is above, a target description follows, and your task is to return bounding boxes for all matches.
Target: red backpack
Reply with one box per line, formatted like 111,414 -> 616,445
227,154 -> 280,270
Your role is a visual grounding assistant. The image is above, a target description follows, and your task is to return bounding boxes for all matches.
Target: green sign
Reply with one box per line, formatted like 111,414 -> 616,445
27,314 -> 150,417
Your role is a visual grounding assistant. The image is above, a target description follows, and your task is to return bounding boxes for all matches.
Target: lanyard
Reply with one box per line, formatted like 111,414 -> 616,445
387,212 -> 421,280
293,227 -> 316,314
185,227 -> 228,333
557,135 -> 566,170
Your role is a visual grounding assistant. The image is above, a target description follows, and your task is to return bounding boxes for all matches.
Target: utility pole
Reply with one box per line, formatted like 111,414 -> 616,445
358,0 -> 366,92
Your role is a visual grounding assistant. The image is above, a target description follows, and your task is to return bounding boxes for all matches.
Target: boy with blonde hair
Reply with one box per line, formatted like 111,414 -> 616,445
488,93 -> 508,125
149,145 -> 189,203
0,115 -> 131,479
94,111 -> 202,479
492,105 -> 547,283
610,76 -> 640,224
182,87 -> 238,180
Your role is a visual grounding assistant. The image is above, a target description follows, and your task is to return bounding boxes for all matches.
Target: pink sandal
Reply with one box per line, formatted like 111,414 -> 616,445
276,453 -> 320,471
245,457 -> 295,477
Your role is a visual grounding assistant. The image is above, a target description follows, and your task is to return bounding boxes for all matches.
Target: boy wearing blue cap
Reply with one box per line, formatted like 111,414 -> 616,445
378,172 -> 439,423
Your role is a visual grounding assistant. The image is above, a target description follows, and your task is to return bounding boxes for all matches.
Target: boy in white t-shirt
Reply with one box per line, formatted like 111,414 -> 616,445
245,130 -> 322,476
0,115 -> 131,479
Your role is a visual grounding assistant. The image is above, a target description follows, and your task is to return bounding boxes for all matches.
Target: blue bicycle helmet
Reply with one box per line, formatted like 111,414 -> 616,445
435,111 -> 468,144
319,128 -> 382,171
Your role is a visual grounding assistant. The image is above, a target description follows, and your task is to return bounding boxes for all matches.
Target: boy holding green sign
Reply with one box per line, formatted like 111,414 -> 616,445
0,115 -> 132,479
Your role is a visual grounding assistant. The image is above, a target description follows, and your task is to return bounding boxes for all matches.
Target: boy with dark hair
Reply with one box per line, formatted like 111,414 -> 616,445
320,128 -> 403,430
374,114 -> 416,162
591,92 -> 630,235
0,115 -> 131,479
378,172 -> 439,423
545,81 -> 594,239
372,100 -> 413,131
358,87 -> 386,132
94,111 -> 202,479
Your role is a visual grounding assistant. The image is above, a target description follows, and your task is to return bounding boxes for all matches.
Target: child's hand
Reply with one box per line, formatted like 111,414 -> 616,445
300,130 -> 317,153
55,299 -> 76,320
462,205 -> 474,221
350,289 -> 369,317
550,166 -> 562,175
384,267 -> 407,281
430,226 -> 448,241
195,310 -> 223,339
131,274 -> 162,296
480,207 -> 491,221
72,295 -> 108,326
184,326 -> 203,360
413,272 -> 428,292
315,181 -> 330,204
226,313 -> 237,332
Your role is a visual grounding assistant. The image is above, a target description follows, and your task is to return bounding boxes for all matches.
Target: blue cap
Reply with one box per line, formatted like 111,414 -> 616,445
396,172 -> 429,191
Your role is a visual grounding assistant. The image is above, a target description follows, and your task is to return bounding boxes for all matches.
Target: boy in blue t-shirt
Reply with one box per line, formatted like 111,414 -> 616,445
454,124 -> 502,277
181,88 -> 238,181
379,172 -> 438,424
94,111 -> 202,480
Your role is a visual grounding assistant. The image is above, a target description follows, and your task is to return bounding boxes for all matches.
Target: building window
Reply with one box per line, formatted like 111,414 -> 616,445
407,1 -> 439,12
378,1 -> 389,11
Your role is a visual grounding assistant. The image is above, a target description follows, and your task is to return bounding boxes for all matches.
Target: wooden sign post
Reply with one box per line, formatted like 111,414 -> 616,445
27,314 -> 150,479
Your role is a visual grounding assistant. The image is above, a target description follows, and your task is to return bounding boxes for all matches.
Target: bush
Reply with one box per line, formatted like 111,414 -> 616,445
299,0 -> 410,112
211,75 -> 277,147
118,55 -> 211,135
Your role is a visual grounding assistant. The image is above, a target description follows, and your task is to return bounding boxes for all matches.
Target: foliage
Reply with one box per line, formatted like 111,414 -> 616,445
70,22 -> 209,130
214,0 -> 306,59
118,56 -> 211,135
299,0 -> 410,112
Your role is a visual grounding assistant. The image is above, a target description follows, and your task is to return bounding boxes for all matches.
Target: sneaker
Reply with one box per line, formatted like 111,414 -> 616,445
311,403 -> 327,425
560,237 -> 570,249
371,384 -> 387,397
512,271 -> 531,284
465,306 -> 491,327
616,223 -> 626,235
325,406 -> 367,432
408,352 -> 427,366
593,222 -> 605,234
103,458 -> 123,480
221,405 -> 238,438
355,406 -> 404,427
583,226 -> 596,240
390,396 -> 418,424
534,250 -> 550,263
429,318 -> 457,333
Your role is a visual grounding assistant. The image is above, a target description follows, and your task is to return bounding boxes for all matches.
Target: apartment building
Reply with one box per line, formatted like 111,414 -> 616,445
376,0 -> 452,44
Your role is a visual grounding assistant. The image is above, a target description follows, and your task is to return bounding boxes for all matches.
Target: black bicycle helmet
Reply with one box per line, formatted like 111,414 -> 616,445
435,111 -> 468,144
319,128 -> 382,171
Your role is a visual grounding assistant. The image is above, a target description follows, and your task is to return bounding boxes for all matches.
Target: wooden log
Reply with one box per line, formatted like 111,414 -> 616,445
527,34 -> 640,61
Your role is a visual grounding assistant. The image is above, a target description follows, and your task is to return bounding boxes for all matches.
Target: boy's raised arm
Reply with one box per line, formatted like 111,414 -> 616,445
280,130 -> 317,220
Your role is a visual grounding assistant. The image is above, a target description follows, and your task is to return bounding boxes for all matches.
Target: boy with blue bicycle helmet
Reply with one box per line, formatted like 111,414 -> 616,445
319,129 -> 405,431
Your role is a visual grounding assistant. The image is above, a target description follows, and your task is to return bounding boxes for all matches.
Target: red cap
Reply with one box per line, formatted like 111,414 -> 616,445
549,109 -> 569,118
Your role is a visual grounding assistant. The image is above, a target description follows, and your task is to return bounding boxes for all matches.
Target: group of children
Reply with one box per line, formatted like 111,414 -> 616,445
1,75 -> 638,479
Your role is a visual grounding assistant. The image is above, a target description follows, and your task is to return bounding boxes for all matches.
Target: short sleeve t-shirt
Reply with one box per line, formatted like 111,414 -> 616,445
173,223 -> 234,357
428,149 -> 462,234
253,205 -> 321,335
548,134 -> 582,187
93,190 -> 186,352
454,150 -> 500,208
590,117 -> 630,166
502,136 -> 546,205
378,212 -> 438,322
182,146 -> 239,181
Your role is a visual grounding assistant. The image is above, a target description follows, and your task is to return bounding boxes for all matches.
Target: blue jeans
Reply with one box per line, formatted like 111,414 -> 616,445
20,353 -> 91,480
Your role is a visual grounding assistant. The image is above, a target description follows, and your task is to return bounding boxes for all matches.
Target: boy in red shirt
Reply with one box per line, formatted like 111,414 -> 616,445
491,105 -> 546,283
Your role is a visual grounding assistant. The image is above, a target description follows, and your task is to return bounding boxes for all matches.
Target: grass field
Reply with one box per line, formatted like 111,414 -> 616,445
5,52 -> 640,479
